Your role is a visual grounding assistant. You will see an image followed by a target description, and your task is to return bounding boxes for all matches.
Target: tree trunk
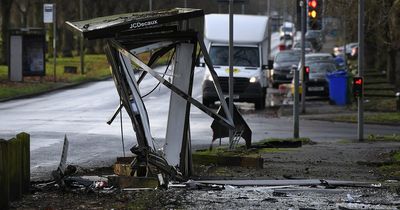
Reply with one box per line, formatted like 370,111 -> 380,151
1,0 -> 13,64
389,0 -> 400,90
387,49 -> 396,84
395,50 -> 400,91
61,29 -> 74,57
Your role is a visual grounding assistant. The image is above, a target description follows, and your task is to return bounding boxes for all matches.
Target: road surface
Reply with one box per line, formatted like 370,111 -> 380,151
0,66 -> 398,180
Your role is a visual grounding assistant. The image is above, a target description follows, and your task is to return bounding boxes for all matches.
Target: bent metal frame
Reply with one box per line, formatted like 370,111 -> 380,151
66,8 -> 250,181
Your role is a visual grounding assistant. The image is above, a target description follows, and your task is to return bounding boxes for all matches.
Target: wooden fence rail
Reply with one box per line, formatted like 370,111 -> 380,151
0,132 -> 30,210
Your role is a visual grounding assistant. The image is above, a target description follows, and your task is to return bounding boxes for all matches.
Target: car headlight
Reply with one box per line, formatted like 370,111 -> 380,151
249,76 -> 258,83
207,74 -> 214,81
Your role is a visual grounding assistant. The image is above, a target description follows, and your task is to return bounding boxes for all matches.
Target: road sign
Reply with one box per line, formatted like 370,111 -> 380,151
43,4 -> 54,23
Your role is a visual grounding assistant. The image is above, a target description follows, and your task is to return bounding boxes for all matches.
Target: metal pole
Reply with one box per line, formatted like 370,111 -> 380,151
241,4 -> 245,14
357,0 -> 364,141
80,0 -> 84,75
183,0 -> 189,29
53,3 -> 57,82
267,0 -> 271,16
300,0 -> 306,114
149,0 -> 152,11
120,102 -> 125,157
229,0 -> 234,148
294,0 -> 304,139
343,21 -> 347,67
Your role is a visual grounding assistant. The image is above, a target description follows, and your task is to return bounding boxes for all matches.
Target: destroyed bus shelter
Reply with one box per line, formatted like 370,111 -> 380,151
66,8 -> 251,180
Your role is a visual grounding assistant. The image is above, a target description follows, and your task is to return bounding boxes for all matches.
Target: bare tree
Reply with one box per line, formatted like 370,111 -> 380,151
1,0 -> 13,64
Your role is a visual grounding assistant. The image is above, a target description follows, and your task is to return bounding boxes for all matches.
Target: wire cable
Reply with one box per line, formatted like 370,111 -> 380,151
141,48 -> 176,98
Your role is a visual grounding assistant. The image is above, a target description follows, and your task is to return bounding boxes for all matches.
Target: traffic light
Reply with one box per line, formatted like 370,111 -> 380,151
304,66 -> 310,82
353,77 -> 364,97
307,0 -> 322,30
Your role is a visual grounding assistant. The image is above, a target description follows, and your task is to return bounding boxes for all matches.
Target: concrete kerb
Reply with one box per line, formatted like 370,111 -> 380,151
278,103 -> 352,117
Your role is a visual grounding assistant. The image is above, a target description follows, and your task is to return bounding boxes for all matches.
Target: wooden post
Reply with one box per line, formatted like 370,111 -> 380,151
17,133 -> 30,193
8,137 -> 22,201
0,139 -> 10,209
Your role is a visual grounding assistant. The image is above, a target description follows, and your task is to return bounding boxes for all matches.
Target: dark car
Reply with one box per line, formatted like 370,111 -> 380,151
306,30 -> 324,43
292,41 -> 315,54
270,50 -> 301,88
290,59 -> 337,98
305,61 -> 337,97
306,30 -> 324,52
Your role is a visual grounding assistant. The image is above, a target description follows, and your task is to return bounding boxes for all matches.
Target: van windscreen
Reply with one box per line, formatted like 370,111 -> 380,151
209,46 -> 260,67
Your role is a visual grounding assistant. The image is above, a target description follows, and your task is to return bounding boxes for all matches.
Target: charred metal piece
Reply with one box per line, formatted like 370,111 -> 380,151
211,98 -> 252,149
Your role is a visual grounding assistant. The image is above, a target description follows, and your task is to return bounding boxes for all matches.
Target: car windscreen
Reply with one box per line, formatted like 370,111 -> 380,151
209,46 -> 260,67
306,31 -> 320,37
294,42 -> 312,48
308,62 -> 336,74
275,52 -> 301,63
282,27 -> 292,32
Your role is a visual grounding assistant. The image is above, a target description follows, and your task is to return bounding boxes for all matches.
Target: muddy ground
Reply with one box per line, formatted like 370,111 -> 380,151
10,138 -> 400,209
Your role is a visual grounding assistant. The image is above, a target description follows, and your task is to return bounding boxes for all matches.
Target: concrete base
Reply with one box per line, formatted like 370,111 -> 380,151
107,176 -> 159,189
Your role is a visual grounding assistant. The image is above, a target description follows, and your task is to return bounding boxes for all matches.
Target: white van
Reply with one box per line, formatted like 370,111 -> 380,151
202,14 -> 272,110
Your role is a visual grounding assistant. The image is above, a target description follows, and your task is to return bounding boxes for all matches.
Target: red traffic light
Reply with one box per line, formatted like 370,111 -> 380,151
304,66 -> 310,81
354,78 -> 362,85
353,77 -> 363,97
305,66 -> 310,73
308,0 -> 317,8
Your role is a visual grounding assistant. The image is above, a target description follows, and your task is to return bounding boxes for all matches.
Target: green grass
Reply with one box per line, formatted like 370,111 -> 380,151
45,54 -> 110,83
333,112 -> 400,124
0,54 -> 110,100
393,151 -> 400,162
258,137 -> 314,145
194,138 -> 305,158
368,134 -> 400,142
194,147 -> 262,158
379,151 -> 400,179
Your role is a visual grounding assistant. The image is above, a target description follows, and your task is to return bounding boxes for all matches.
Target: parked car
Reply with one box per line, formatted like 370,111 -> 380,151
292,41 -> 314,54
303,61 -> 336,97
306,30 -> 325,43
304,53 -> 334,63
333,42 -> 358,57
291,54 -> 337,98
269,50 -> 301,88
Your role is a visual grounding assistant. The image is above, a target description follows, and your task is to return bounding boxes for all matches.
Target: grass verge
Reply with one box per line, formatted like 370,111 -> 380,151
368,134 -> 400,142
0,54 -> 110,100
332,112 -> 400,125
256,137 -> 314,145
379,151 -> 400,179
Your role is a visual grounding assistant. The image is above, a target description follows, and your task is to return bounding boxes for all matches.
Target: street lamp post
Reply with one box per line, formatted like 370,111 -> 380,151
80,0 -> 85,74
357,0 -> 365,141
149,0 -> 152,11
228,0 -> 234,148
